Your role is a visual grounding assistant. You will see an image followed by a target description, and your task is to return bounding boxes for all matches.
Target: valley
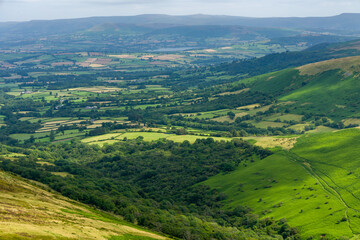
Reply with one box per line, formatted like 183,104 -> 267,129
0,14 -> 360,239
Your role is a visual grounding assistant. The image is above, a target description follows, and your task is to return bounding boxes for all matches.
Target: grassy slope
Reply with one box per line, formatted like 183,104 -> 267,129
292,129 -> 360,235
204,129 -> 360,239
0,171 -> 167,240
237,55 -> 360,120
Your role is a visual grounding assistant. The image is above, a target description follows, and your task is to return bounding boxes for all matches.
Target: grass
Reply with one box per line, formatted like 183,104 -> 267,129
0,170 -> 167,240
51,172 -> 74,177
265,113 -> 303,122
69,86 -> 124,93
82,131 -> 232,145
186,109 -> 247,120
279,69 -> 360,120
243,136 -> 297,150
186,109 -> 232,119
307,126 -> 336,134
212,112 -> 248,123
343,118 -> 360,127
204,151 -> 351,239
246,120 -> 287,129
10,129 -> 86,143
293,129 -> 360,209
10,132 -> 52,140
288,124 -> 309,132
83,131 -> 299,150
204,129 -> 360,239
109,235 -> 159,240
297,55 -> 360,76
232,55 -> 360,120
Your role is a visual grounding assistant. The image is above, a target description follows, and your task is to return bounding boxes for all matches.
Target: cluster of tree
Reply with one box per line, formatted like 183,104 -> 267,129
0,139 -> 299,239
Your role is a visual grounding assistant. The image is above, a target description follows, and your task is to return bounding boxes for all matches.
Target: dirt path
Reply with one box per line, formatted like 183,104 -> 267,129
285,151 -> 357,234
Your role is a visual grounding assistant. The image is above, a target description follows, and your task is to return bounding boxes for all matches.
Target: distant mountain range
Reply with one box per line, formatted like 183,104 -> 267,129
0,13 -> 359,53
1,13 -> 360,36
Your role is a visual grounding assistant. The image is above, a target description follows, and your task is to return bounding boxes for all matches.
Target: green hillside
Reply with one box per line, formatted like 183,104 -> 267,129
0,171 -> 167,240
238,55 -> 360,120
204,128 -> 360,239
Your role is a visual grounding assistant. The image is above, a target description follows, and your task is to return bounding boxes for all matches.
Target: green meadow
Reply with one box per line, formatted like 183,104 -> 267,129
82,131 -> 232,145
204,129 -> 360,239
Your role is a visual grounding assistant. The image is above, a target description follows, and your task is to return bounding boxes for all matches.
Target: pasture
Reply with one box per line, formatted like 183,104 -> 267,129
204,129 -> 360,239
82,131 -> 232,145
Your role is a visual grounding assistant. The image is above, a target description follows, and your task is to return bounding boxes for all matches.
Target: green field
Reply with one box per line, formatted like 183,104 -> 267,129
82,131 -> 232,145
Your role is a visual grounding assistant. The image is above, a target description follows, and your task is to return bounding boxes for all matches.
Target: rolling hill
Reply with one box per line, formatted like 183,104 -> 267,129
214,39 -> 360,76
0,170 -> 167,240
2,13 -> 360,36
0,14 -> 358,52
232,51 -> 360,120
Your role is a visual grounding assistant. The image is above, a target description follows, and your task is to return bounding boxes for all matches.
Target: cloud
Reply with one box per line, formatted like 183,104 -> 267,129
85,0 -> 166,6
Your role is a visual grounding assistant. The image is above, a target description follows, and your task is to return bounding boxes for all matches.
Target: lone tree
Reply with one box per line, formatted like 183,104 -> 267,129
227,111 -> 236,120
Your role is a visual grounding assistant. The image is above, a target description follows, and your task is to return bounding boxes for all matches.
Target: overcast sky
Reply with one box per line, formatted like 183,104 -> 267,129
0,0 -> 359,22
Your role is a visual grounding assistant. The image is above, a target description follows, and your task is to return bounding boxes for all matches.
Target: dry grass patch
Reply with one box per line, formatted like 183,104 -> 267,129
82,133 -> 123,143
69,86 -> 123,93
90,64 -> 105,68
0,171 -> 167,240
247,104 -> 273,115
297,55 -> 360,76
50,172 -> 74,177
288,124 -> 309,132
92,120 -> 117,124
244,136 -> 298,150
94,58 -> 112,64
307,126 -> 336,133
217,88 -> 250,96
43,120 -> 68,125
37,161 -> 55,166
140,55 -> 155,59
236,104 -> 261,110
342,118 -> 360,127
51,62 -> 73,67
212,112 -> 248,123
109,54 -> 137,59
77,62 -> 91,67
203,49 -> 217,53
190,54 -> 208,57
86,124 -> 102,129
153,55 -> 185,61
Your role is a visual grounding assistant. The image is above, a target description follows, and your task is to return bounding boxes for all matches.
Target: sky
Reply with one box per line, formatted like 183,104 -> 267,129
0,0 -> 359,22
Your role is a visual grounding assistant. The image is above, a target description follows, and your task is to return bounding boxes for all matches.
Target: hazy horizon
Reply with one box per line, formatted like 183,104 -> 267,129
1,0 -> 360,22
